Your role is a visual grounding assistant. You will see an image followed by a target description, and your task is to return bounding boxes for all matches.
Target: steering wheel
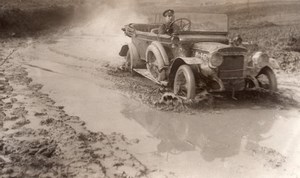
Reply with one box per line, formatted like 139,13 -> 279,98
170,18 -> 192,31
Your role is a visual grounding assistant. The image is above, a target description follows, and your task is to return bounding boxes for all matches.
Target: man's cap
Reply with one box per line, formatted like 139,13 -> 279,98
163,9 -> 174,17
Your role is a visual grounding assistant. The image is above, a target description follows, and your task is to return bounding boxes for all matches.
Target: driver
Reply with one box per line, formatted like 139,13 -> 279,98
158,9 -> 179,35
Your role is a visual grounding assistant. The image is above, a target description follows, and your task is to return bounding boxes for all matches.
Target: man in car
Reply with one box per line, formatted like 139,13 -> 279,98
158,9 -> 179,35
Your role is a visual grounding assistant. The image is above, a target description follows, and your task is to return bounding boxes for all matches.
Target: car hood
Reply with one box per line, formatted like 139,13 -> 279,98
193,42 -> 247,54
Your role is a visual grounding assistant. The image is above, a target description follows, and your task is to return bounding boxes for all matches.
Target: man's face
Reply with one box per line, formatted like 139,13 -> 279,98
165,14 -> 174,23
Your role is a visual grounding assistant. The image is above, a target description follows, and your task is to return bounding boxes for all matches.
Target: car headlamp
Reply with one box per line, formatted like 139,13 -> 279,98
209,52 -> 223,68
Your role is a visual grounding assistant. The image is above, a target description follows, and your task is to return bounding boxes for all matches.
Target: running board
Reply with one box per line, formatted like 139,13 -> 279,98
133,69 -> 168,86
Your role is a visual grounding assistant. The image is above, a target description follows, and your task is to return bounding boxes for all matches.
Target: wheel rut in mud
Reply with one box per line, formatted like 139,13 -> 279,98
0,61 -> 149,177
106,67 -> 299,113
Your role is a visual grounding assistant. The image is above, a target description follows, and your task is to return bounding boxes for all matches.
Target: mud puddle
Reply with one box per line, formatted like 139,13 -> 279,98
0,62 -> 149,177
122,103 -> 300,177
12,35 -> 300,177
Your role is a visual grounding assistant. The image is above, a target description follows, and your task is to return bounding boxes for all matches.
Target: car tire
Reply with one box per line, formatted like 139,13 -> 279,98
146,45 -> 166,81
256,67 -> 277,91
174,65 -> 196,99
125,43 -> 145,74
125,50 -> 135,74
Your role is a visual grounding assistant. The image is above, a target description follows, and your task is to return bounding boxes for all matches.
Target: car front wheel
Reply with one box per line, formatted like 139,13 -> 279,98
174,65 -> 196,99
256,67 -> 278,91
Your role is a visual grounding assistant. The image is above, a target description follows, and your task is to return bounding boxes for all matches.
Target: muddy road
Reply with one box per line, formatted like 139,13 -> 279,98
0,1 -> 299,177
0,23 -> 296,178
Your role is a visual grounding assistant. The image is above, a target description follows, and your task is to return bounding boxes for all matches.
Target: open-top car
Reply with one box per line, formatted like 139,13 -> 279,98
119,13 -> 278,99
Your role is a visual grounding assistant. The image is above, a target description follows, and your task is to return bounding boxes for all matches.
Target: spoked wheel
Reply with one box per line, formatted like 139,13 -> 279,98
174,65 -> 196,99
146,45 -> 166,81
147,51 -> 160,79
256,67 -> 277,91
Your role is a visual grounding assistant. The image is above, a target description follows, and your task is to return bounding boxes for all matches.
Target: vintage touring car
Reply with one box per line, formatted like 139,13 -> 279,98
119,13 -> 278,99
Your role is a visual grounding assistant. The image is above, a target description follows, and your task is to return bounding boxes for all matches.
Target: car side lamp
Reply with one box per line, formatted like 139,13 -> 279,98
171,34 -> 180,48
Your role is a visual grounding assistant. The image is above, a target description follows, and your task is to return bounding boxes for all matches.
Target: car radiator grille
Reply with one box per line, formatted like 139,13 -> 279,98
218,55 -> 244,79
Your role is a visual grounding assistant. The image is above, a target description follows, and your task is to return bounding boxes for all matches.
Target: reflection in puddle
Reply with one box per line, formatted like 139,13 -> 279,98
122,102 -> 296,161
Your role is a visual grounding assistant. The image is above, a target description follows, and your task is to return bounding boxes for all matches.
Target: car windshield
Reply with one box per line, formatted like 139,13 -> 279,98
154,13 -> 228,33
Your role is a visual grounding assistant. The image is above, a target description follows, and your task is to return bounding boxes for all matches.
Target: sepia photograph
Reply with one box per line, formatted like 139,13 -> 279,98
0,0 -> 299,177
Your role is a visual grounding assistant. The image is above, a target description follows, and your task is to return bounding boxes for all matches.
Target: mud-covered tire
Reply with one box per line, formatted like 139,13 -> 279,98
174,65 -> 196,99
146,45 -> 166,81
256,67 -> 277,91
125,44 -> 145,74
125,50 -> 134,73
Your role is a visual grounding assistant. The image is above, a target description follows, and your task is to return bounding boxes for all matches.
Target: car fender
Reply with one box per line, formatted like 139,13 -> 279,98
146,44 -> 165,70
269,57 -> 280,69
128,43 -> 140,64
151,41 -> 169,66
178,57 -> 206,65
168,57 -> 202,87
169,57 -> 204,74
119,44 -> 128,57
146,44 -> 166,80
251,52 -> 279,74
122,43 -> 144,68
119,43 -> 140,59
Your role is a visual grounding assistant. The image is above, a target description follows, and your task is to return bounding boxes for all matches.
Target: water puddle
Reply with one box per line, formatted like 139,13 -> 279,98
122,102 -> 298,159
121,101 -> 300,177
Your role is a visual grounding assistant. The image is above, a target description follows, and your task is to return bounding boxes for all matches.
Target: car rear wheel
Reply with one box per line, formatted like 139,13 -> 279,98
174,65 -> 196,99
125,44 -> 145,74
125,50 -> 133,70
146,45 -> 166,81
124,50 -> 139,76
256,67 -> 277,91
